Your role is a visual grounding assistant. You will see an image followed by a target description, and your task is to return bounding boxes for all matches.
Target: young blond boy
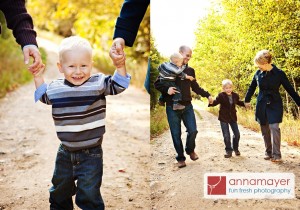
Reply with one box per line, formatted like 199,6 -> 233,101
33,36 -> 130,210
209,79 -> 245,158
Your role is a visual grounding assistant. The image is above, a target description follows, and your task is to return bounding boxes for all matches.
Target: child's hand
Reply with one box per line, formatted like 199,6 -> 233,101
186,75 -> 195,81
208,96 -> 214,104
245,102 -> 251,109
32,64 -> 45,77
109,43 -> 126,68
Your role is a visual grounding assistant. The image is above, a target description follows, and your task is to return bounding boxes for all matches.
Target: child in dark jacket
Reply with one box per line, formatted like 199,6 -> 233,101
209,79 -> 245,158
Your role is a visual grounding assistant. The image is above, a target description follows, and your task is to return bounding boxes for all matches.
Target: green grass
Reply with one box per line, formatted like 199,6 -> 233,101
150,105 -> 169,139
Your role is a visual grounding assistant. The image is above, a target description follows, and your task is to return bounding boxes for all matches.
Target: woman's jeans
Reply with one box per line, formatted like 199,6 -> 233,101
220,121 -> 240,153
49,144 -> 104,210
166,104 -> 198,161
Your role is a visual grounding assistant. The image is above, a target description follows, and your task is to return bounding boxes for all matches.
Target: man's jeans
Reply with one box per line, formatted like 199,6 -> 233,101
49,144 -> 104,210
166,104 -> 198,161
220,121 -> 240,153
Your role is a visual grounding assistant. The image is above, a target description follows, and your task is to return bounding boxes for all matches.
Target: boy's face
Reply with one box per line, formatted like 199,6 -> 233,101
174,58 -> 183,67
58,48 -> 93,86
223,84 -> 233,95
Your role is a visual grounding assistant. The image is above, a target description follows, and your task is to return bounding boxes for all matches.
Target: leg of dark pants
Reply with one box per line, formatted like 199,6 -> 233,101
230,122 -> 240,151
166,106 -> 185,161
75,146 -> 104,210
220,121 -> 233,152
260,123 -> 272,157
269,123 -> 281,159
49,145 -> 75,210
181,104 -> 198,154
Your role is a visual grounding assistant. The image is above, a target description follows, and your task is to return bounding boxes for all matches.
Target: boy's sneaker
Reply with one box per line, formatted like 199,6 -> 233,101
173,103 -> 185,110
158,100 -> 165,106
224,152 -> 232,158
234,150 -> 241,156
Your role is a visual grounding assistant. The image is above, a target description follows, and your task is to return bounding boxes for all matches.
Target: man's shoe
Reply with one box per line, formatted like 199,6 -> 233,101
173,103 -> 185,110
178,161 -> 186,168
189,152 -> 199,161
158,100 -> 165,106
224,152 -> 232,158
234,150 -> 241,156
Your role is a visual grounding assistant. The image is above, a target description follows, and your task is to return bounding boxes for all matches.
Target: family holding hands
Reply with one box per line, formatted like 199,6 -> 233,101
155,47 -> 300,168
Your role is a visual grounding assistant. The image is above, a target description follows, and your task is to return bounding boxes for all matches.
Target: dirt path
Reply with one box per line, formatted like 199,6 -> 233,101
150,104 -> 300,210
0,38 -> 150,210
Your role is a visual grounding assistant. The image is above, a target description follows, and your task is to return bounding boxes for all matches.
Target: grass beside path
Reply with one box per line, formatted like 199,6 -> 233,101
151,105 -> 169,139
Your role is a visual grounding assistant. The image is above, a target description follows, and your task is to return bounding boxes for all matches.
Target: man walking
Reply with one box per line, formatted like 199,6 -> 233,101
154,46 -> 213,168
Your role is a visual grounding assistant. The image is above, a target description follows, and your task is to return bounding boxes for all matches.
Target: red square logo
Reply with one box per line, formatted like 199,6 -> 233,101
207,176 -> 226,195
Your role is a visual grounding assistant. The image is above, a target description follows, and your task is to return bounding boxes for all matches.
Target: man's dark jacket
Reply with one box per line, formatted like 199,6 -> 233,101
0,0 -> 37,47
209,92 -> 245,123
154,65 -> 210,106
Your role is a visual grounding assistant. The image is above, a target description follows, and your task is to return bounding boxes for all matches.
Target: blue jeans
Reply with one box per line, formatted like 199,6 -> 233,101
166,104 -> 198,161
49,144 -> 104,210
220,121 -> 240,153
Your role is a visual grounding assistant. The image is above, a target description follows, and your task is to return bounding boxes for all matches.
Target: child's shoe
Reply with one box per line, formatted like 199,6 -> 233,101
234,150 -> 241,156
173,103 -> 185,110
224,152 -> 232,158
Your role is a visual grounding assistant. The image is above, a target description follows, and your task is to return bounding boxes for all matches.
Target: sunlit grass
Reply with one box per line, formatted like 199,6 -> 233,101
150,105 -> 169,139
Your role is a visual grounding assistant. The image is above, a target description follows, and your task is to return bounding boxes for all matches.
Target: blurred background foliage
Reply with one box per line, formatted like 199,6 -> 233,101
27,0 -> 150,88
0,0 -> 149,98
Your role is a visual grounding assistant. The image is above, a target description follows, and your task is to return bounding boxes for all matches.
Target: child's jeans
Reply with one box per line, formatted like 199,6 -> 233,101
220,121 -> 240,153
49,144 -> 104,210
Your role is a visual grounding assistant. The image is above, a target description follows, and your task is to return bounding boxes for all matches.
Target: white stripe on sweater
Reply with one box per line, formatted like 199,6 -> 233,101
55,119 -> 105,132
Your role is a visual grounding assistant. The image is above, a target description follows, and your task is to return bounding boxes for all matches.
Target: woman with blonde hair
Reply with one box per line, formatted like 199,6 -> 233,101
245,50 -> 300,162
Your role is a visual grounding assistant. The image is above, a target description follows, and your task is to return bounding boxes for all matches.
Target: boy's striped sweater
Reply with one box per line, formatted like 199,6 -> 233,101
35,71 -> 130,151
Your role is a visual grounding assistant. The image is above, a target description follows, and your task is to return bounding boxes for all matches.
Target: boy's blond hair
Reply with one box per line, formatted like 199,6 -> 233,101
254,49 -> 272,65
58,36 -> 93,61
170,52 -> 183,64
222,79 -> 233,87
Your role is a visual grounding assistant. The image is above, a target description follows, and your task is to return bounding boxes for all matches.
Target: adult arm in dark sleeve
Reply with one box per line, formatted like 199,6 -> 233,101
280,71 -> 300,106
0,0 -> 37,48
244,74 -> 257,103
113,0 -> 150,47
